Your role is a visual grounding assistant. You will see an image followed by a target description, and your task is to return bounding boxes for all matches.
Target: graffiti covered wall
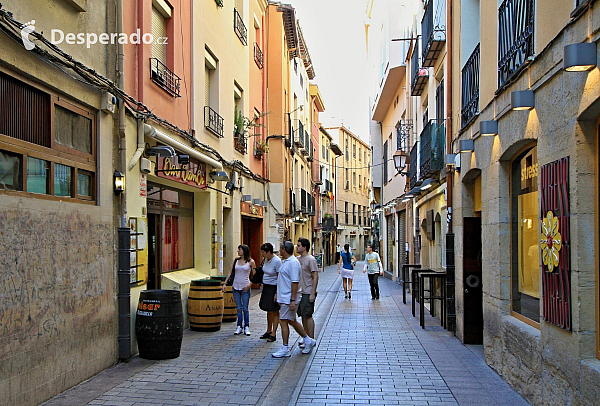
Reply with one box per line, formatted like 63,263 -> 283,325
0,200 -> 116,406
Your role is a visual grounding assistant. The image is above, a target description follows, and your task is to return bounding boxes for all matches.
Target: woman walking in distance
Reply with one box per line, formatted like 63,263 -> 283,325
363,244 -> 383,300
258,243 -> 281,342
223,245 -> 255,336
337,243 -> 357,298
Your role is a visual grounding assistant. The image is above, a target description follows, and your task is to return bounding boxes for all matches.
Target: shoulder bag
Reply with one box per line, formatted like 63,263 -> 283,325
251,258 -> 265,284
226,257 -> 239,286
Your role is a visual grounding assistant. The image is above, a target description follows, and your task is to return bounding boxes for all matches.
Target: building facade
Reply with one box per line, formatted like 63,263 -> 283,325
327,126 -> 371,260
0,1 -> 118,405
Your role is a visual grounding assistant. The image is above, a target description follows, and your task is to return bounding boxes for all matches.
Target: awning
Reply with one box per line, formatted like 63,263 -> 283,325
144,124 -> 222,170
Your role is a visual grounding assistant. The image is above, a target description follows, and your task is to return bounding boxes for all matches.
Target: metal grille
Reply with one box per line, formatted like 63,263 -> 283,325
254,42 -> 263,68
234,8 -> 248,46
0,73 -> 50,147
461,44 -> 480,128
419,119 -> 445,178
234,133 -> 247,154
204,106 -> 224,138
498,0 -> 534,87
409,142 -> 419,189
150,58 -> 181,97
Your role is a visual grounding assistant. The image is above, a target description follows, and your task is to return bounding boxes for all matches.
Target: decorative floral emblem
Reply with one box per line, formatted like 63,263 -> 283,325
540,211 -> 562,272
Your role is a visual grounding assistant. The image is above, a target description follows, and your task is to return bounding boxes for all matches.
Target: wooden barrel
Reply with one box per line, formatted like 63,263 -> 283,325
222,285 -> 237,322
210,275 -> 227,285
135,289 -> 183,360
188,279 -> 224,332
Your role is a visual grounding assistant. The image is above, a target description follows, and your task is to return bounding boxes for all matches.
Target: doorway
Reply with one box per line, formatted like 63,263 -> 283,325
463,217 -> 483,344
147,213 -> 160,290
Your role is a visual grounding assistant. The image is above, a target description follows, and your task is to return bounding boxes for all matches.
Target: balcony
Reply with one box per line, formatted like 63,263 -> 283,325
321,179 -> 333,195
322,217 -> 335,231
419,119 -> 445,180
254,42 -> 263,69
308,194 -> 315,216
301,130 -> 310,156
461,44 -> 480,128
234,132 -> 247,154
498,0 -> 534,88
254,140 -> 265,159
150,58 -> 181,97
293,188 -> 311,214
289,189 -> 296,213
204,106 -> 224,138
411,40 -> 428,96
295,120 -> 305,148
409,141 -> 419,189
234,8 -> 247,46
306,138 -> 314,161
422,0 -> 446,67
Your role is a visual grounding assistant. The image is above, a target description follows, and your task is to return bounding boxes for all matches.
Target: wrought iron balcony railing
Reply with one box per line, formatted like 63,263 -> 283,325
322,217 -> 335,231
419,119 -> 445,179
308,194 -> 315,216
234,132 -> 247,154
254,140 -> 265,159
411,40 -> 428,96
295,120 -> 305,148
150,58 -> 181,97
289,188 -> 296,213
254,42 -> 263,69
421,0 -> 446,67
234,8 -> 247,46
301,130 -> 310,156
295,188 -> 309,213
498,0 -> 534,88
461,44 -> 480,128
409,141 -> 419,189
204,106 -> 224,138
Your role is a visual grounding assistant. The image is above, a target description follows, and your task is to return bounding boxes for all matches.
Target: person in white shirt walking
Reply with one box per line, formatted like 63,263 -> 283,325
363,244 -> 383,300
271,241 -> 317,358
296,237 -> 319,343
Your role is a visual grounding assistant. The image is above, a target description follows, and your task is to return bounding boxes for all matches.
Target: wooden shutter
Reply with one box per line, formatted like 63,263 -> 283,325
398,210 -> 406,266
151,6 -> 166,64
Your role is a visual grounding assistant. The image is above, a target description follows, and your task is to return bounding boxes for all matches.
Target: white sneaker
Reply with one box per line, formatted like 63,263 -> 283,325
272,346 -> 292,358
244,326 -> 251,336
234,326 -> 243,335
302,338 -> 317,354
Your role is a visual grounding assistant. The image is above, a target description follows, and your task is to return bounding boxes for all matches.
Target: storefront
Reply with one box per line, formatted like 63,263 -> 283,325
241,201 -> 264,263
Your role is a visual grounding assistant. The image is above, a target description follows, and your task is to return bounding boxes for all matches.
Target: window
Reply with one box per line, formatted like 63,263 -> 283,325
151,2 -> 170,65
147,184 -> 194,272
353,144 -> 356,158
0,72 -> 96,202
204,49 -> 223,137
353,172 -> 356,187
511,145 -> 539,324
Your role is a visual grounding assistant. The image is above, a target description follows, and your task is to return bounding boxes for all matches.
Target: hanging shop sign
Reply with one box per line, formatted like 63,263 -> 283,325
540,157 -> 571,331
157,156 -> 207,189
241,201 -> 263,218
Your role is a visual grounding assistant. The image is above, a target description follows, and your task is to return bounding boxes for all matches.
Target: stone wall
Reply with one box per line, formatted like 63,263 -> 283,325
0,201 -> 116,406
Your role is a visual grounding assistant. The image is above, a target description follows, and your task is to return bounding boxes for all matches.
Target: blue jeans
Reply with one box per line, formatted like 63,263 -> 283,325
232,288 -> 250,327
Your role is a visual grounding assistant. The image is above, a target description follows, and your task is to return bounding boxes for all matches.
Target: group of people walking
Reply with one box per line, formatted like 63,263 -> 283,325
223,238 -> 319,358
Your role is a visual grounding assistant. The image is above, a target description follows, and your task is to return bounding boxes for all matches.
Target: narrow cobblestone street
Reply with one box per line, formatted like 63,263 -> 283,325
44,263 -> 529,406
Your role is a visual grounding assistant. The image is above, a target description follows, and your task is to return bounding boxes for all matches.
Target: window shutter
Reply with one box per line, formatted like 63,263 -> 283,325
204,66 -> 210,107
151,7 -> 166,64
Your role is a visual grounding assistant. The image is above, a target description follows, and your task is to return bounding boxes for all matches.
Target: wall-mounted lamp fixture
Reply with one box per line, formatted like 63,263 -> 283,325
260,200 -> 268,207
242,195 -> 252,202
401,197 -> 410,203
114,170 -> 125,195
420,178 -> 434,191
145,145 -> 176,157
511,89 -> 535,111
225,182 -> 235,192
209,171 -> 229,182
459,139 -> 474,153
252,198 -> 261,205
393,150 -> 410,175
445,153 -> 456,166
564,42 -> 597,72
405,186 -> 422,198
480,120 -> 498,136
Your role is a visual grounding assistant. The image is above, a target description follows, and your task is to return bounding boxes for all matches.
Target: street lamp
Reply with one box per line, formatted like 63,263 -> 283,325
393,150 -> 409,175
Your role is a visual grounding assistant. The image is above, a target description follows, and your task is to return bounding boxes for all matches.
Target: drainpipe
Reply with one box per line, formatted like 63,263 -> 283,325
116,0 -> 132,360
445,0 -> 456,333
128,118 -> 145,171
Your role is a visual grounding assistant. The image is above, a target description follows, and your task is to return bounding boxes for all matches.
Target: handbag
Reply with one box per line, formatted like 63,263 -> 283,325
226,257 -> 239,286
251,259 -> 264,284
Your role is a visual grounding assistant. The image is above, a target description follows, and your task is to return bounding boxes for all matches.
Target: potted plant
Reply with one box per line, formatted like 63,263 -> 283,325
234,105 -> 245,137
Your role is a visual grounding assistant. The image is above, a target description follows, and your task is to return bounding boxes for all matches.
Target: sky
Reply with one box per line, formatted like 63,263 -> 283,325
289,0 -> 371,141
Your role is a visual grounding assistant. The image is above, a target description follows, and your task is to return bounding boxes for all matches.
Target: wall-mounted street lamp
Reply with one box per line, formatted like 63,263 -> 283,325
393,150 -> 410,175
564,42 -> 597,72
242,195 -> 252,202
510,90 -> 535,111
114,170 -> 125,195
209,171 -> 230,182
445,153 -> 456,166
459,139 -> 474,153
480,120 -> 498,136
419,178 -> 434,191
252,198 -> 261,205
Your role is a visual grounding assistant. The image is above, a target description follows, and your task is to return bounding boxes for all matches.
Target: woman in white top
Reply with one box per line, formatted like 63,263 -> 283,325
223,245 -> 256,336
258,242 -> 282,342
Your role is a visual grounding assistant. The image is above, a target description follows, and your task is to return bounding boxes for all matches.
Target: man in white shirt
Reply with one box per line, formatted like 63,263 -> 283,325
272,241 -> 317,358
296,237 -> 318,349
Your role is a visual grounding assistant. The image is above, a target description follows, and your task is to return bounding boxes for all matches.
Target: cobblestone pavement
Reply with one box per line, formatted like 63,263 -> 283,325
43,262 -> 529,406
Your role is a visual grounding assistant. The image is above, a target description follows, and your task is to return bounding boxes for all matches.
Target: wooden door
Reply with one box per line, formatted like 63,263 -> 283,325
463,217 -> 483,344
